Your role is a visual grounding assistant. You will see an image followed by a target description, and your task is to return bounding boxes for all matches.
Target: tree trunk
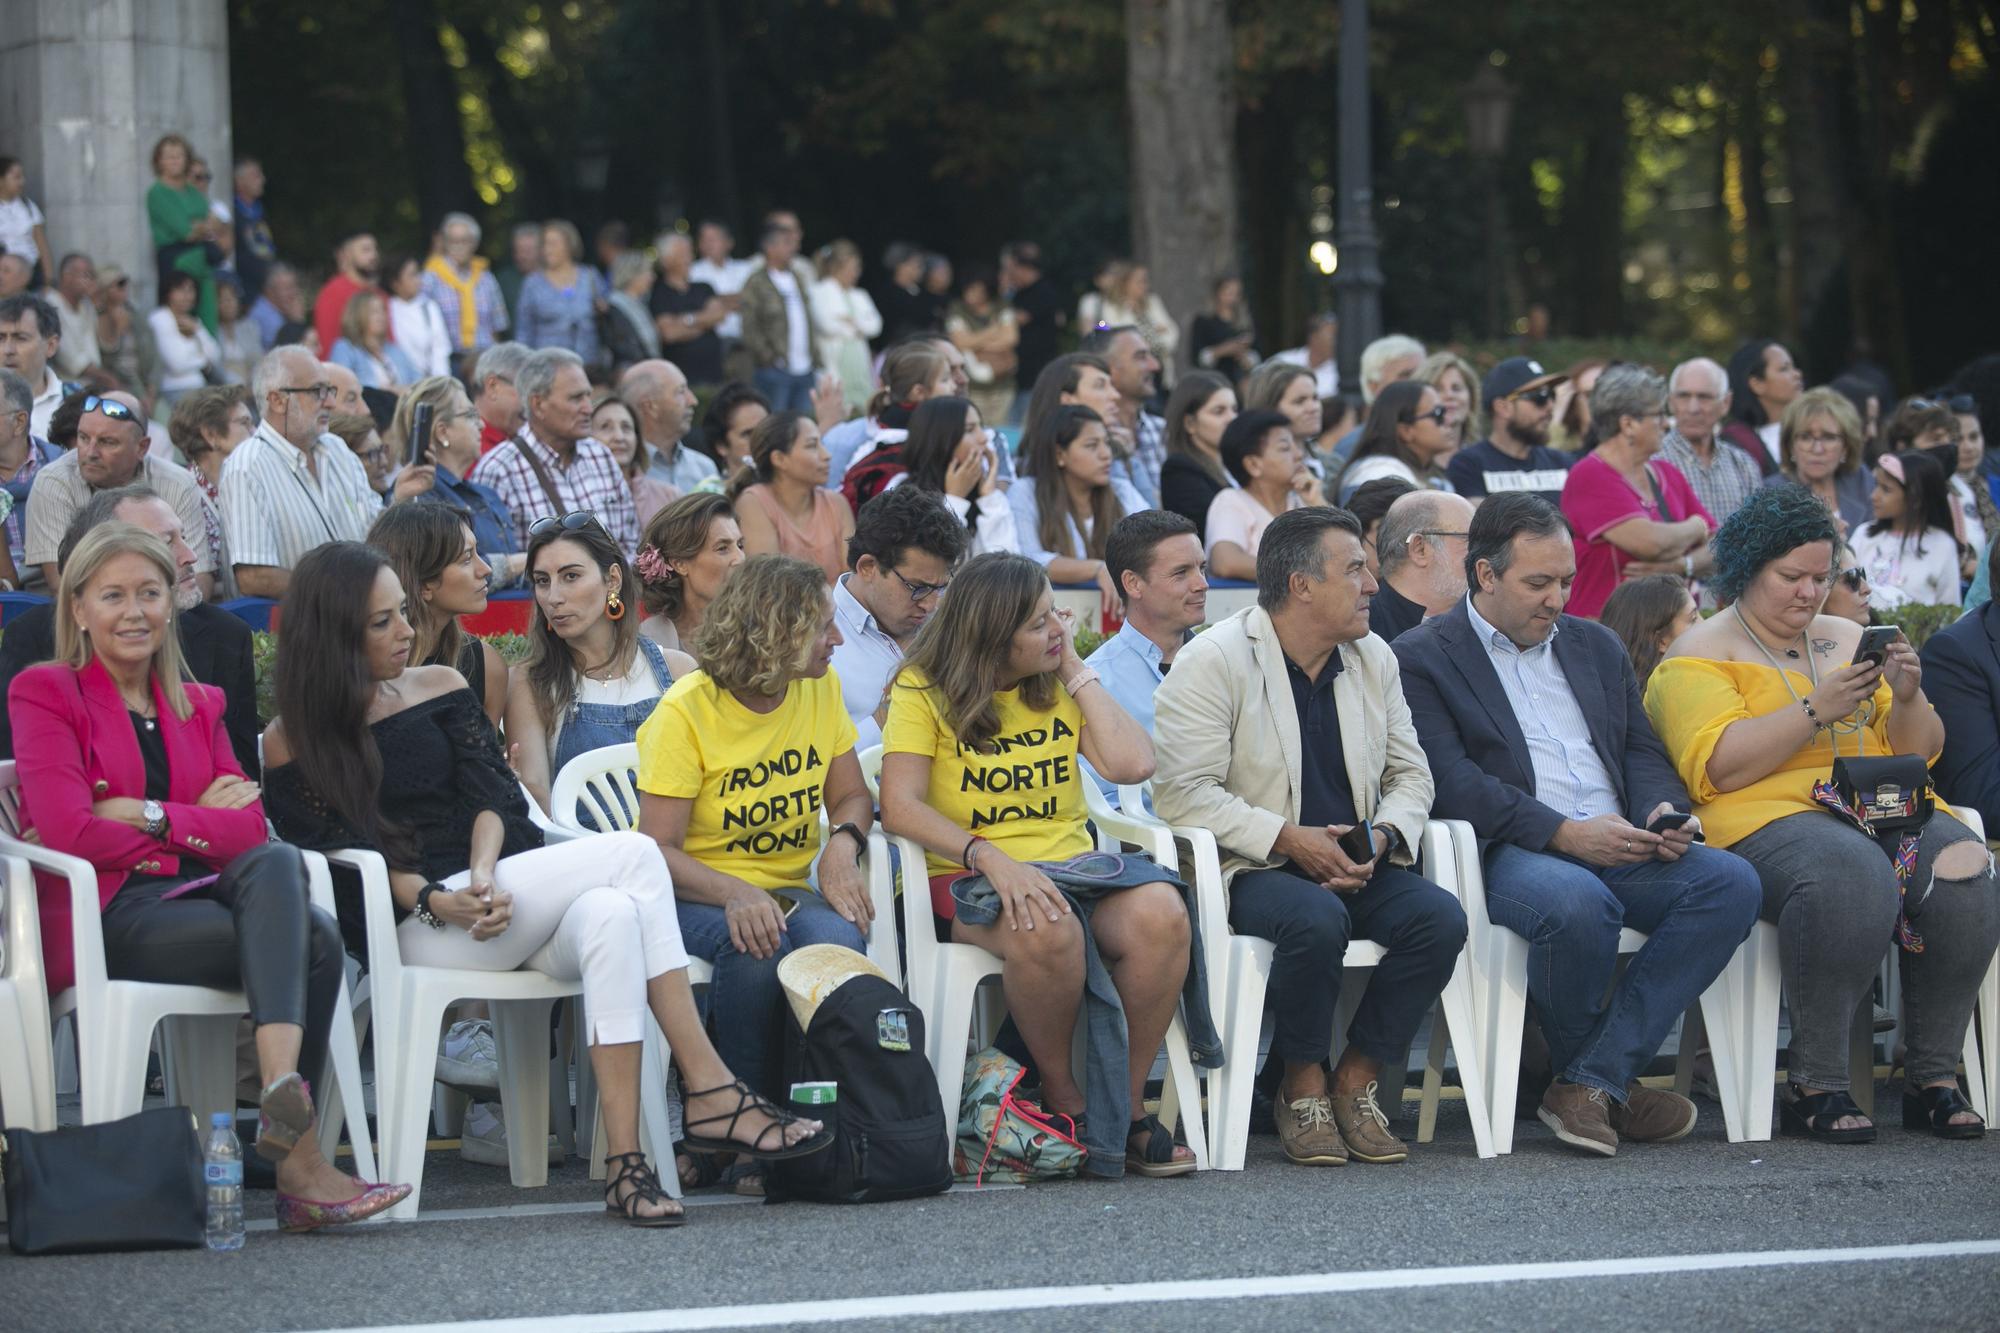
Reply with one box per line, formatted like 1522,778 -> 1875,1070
1774,4 -> 1848,357
390,0 -> 477,233
454,15 -> 559,218
1562,91 -> 1629,336
1126,0 -> 1240,377
698,0 -> 741,227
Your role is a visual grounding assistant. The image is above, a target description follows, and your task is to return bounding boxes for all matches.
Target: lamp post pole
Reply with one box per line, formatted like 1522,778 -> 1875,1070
1332,0 -> 1384,393
1463,62 -> 1516,340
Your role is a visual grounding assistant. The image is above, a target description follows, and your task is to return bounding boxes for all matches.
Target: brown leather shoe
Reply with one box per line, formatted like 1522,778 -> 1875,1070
1277,1095 -> 1349,1166
1538,1080 -> 1618,1156
1330,1081 -> 1409,1163
1609,1083 -> 1698,1143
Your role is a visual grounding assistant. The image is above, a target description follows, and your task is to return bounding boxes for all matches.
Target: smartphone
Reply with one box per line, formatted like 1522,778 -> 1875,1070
406,401 -> 435,469
1648,810 -> 1693,833
1854,624 -> 1902,669
1338,820 -> 1376,863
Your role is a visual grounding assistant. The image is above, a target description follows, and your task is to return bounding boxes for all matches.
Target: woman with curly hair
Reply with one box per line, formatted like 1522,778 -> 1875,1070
1645,484 -> 1998,1143
635,555 -> 875,1159
635,491 -> 745,653
877,552 -> 1202,1178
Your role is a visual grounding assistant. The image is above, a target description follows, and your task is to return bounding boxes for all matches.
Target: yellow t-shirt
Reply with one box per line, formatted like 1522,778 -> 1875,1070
881,668 -> 1093,877
635,668 -> 857,890
1643,656 -> 1938,849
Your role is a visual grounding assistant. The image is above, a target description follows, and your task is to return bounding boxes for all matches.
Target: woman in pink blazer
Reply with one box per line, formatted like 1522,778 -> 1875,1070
8,522 -> 408,1231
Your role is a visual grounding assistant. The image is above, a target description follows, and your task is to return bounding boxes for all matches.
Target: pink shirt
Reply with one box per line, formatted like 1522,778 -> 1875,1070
1204,487 -> 1302,561
1561,452 -> 1713,619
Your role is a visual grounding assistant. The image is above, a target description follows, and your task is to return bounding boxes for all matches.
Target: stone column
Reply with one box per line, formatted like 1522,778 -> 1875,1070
0,0 -> 231,309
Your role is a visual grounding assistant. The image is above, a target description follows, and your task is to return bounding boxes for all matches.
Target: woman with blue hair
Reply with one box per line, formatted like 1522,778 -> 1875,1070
1645,483 -> 1998,1144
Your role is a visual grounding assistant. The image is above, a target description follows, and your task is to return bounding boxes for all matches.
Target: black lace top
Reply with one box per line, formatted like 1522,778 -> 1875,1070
264,688 -> 541,955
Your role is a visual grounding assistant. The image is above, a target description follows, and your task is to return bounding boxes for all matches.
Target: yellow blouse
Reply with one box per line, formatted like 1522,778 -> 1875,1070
1643,656 -> 1935,849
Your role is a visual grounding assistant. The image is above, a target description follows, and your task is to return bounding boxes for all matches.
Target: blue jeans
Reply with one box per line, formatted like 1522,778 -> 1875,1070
754,367 -> 817,413
675,891 -> 865,1097
1482,842 -> 1761,1100
1227,864 -> 1467,1068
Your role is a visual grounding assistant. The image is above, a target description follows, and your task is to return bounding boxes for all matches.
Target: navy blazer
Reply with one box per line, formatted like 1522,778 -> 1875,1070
1920,599 -> 2000,835
1392,599 -> 1691,851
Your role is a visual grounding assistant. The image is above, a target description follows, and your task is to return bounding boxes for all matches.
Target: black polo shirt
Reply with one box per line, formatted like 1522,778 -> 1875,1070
1286,647 -> 1358,834
650,279 -> 725,386
1367,578 -> 1426,644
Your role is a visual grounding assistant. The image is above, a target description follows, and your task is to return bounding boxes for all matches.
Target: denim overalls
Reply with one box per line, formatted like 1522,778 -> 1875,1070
552,637 -> 673,830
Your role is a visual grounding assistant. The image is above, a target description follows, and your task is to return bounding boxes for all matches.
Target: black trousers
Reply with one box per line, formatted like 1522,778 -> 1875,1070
98,843 -> 343,1095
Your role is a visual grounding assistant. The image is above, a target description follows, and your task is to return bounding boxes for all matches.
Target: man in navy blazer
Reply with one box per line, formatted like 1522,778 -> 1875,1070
1921,559 -> 2000,835
1393,493 -> 1759,1157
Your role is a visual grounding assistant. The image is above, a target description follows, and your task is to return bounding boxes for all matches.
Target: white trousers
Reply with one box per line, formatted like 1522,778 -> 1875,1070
396,831 -> 689,1046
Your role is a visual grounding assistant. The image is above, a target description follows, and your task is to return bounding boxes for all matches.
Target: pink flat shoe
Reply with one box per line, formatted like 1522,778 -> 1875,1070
275,1180 -> 413,1232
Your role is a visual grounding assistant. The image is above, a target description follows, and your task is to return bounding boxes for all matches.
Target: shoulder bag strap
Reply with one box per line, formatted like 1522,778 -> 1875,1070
511,435 -> 570,517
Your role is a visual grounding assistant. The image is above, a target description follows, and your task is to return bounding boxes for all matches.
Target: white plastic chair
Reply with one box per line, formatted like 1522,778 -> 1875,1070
0,852 -> 56,1131
0,763 -> 375,1178
860,747 -> 1211,1169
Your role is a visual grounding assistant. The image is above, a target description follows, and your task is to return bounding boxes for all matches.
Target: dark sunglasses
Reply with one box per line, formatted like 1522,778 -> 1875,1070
1838,566 -> 1868,591
81,394 -> 138,424
1403,405 -> 1449,426
1510,386 -> 1556,408
528,511 -> 607,541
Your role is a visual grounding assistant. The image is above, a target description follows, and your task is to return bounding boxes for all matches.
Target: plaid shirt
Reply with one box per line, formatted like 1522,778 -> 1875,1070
469,423 -> 638,560
1658,428 -> 1762,527
1125,410 -> 1167,507
421,257 -> 509,354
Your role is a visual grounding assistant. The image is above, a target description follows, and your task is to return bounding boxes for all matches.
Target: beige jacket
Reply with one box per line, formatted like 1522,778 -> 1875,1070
1152,605 -> 1433,888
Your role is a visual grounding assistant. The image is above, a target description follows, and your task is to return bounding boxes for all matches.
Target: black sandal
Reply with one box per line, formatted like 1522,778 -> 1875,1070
676,1148 -> 730,1191
680,1078 -> 835,1160
604,1151 -> 685,1227
1902,1084 -> 1986,1140
1125,1113 -> 1197,1178
1779,1083 -> 1877,1144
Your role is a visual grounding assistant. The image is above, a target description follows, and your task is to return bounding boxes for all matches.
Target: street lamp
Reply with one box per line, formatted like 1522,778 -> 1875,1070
1332,0 -> 1384,392
1462,60 -> 1516,338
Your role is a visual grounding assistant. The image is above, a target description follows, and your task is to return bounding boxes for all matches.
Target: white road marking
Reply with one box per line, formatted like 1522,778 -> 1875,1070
288,1237 -> 2000,1332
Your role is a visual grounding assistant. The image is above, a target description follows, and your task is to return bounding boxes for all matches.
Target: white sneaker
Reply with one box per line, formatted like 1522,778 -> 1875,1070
436,1020 -> 500,1095
459,1101 -> 565,1167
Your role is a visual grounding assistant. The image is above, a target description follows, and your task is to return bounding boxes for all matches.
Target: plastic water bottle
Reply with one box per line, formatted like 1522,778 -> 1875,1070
204,1111 -> 245,1252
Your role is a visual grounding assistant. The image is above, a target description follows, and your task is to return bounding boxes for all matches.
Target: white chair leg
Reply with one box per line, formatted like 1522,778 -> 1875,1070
80,1005 -> 148,1124
163,1013 -> 240,1130
1159,1017 -> 1208,1170
1434,961 -> 1495,1159
929,969 -> 988,1155
573,1002 -> 598,1167
1416,1015 -> 1447,1144
1209,939 -> 1271,1172
382,995 -> 445,1220
1481,941 -> 1530,1156
492,999 -> 556,1189
1964,950 -> 1999,1122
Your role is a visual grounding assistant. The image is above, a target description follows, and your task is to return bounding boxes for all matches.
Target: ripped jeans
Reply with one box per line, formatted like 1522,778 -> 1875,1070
1731,809 -> 2000,1089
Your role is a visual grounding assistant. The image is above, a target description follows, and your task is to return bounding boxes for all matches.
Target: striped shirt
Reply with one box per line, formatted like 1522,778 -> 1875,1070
22,449 -> 217,575
1128,410 -> 1167,506
218,420 -> 379,572
469,423 -> 639,560
1464,597 -> 1620,820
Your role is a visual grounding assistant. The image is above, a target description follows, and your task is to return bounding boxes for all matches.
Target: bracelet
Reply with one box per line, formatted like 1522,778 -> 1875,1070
1062,667 -> 1100,696
414,882 -> 448,930
828,821 -> 865,864
962,834 -> 990,871
1800,697 -> 1824,731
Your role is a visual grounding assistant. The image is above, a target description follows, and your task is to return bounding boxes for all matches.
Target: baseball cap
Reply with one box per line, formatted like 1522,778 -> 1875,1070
1482,356 -> 1567,403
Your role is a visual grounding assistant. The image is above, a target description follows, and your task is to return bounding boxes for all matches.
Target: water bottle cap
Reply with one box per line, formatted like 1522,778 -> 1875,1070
211,1111 -> 234,1128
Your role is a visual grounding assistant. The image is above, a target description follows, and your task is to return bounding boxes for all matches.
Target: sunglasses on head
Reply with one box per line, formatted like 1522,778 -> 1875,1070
81,394 -> 138,424
528,511 -> 607,541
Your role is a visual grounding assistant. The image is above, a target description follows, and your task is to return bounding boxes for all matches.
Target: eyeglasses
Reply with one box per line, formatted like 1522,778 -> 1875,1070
277,383 -> 337,401
1403,405 -> 1449,426
528,511 -> 607,541
888,566 -> 950,605
1795,430 -> 1845,450
80,394 -> 138,424
1410,529 -> 1470,543
1510,387 -> 1556,407
1838,566 -> 1868,590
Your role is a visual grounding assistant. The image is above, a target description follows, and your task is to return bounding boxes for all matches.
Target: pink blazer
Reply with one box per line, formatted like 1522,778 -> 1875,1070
9,659 -> 269,994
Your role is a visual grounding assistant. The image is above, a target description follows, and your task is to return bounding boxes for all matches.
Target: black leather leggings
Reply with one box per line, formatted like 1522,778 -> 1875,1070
99,843 -> 344,1093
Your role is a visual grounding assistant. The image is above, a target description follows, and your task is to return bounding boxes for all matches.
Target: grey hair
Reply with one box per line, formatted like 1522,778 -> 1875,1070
517,347 -> 584,405
610,251 -> 652,290
0,367 -> 30,416
1669,356 -> 1727,396
1591,364 -> 1670,436
58,484 -> 163,570
1376,490 -> 1449,576
439,211 -> 481,244
1256,506 -> 1364,612
473,340 -> 531,388
653,230 -> 691,259
510,221 -> 543,243
252,344 -> 318,406
1359,334 -> 1426,401
1464,493 -> 1571,589
261,261 -> 296,292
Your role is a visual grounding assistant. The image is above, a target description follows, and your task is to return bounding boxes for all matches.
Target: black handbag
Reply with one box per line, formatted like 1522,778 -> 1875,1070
3,1107 -> 206,1255
1829,753 -> 1934,836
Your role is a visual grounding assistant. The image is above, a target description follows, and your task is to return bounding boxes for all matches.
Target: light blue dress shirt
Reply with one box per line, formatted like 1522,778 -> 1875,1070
1463,598 -> 1620,819
1007,476 -> 1153,572
1082,621 -> 1185,810
828,574 -> 905,751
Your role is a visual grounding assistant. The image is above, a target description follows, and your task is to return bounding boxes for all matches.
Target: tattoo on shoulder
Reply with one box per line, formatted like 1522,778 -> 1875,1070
1811,638 -> 1839,656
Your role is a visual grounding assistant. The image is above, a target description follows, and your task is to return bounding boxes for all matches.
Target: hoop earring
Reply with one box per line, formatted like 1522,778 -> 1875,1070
605,593 -> 626,621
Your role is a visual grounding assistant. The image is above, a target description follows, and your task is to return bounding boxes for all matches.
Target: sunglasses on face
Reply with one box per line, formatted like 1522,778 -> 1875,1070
1510,387 -> 1556,408
1404,405 -> 1449,426
81,394 -> 138,424
1838,566 -> 1868,591
528,510 -> 607,541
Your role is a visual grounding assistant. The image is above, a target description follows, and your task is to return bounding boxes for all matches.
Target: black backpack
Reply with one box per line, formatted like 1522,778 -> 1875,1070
765,973 -> 953,1204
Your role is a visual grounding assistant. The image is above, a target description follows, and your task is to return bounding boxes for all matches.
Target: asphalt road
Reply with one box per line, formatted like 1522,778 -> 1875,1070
9,1085 -> 1998,1333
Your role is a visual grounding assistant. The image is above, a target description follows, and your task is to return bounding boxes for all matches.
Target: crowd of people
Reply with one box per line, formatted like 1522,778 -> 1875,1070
2,135 -> 1998,1233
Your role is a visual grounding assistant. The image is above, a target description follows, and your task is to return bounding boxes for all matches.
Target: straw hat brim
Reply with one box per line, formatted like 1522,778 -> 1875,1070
777,943 -> 886,1031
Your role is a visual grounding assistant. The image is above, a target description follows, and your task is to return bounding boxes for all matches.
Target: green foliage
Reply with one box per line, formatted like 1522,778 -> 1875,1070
1879,603 -> 1962,654
1071,627 -> 1105,661
483,632 -> 533,666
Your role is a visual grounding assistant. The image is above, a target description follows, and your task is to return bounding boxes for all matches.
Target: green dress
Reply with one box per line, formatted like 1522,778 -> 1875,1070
146,180 -> 218,335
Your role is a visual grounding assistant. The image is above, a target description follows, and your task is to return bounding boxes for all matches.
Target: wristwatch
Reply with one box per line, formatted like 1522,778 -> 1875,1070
414,882 -> 448,930
141,800 -> 169,841
828,821 -> 865,865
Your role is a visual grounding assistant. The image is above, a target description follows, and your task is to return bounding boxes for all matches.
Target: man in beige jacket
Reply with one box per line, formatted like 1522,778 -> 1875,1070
1154,506 -> 1465,1168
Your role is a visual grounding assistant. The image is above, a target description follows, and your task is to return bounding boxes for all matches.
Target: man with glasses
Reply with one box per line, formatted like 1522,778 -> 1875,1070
1447,357 -> 1575,505
23,391 -> 215,597
830,485 -> 967,749
1368,490 -> 1474,643
1658,357 -> 1761,527
220,345 -> 379,597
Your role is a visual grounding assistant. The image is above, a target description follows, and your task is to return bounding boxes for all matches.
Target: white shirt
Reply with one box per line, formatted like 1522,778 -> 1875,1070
1271,346 -> 1339,398
767,269 -> 813,374
28,366 -> 63,439
0,196 -> 43,261
1755,420 -> 1783,466
52,291 -> 102,377
389,294 -> 454,378
218,419 -> 380,573
689,255 -> 751,340
148,307 -> 223,392
829,573 -> 904,751
1950,474 -> 1987,558
1849,524 -> 1962,610
882,472 -> 1019,557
